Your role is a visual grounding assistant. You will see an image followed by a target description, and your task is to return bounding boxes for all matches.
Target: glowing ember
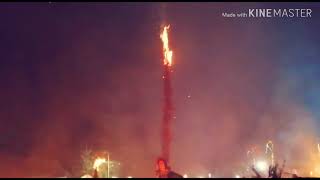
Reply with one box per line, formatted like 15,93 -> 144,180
160,25 -> 173,66
93,157 -> 106,171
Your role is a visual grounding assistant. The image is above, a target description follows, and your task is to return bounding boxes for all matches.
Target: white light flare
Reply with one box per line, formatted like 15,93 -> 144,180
93,158 -> 106,172
256,160 -> 268,172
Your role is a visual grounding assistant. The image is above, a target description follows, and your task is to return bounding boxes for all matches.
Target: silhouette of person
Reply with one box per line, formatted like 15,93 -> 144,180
156,158 -> 183,178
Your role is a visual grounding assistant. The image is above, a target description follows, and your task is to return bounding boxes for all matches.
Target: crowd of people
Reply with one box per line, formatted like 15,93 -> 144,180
250,163 -> 302,178
86,157 -> 307,178
155,158 -> 305,178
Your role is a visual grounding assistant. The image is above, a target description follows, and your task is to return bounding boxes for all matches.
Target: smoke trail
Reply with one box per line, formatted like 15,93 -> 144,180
160,3 -> 167,24
162,64 -> 173,162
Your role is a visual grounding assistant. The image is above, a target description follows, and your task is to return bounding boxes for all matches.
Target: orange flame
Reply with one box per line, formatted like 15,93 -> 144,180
160,25 -> 173,66
93,157 -> 106,171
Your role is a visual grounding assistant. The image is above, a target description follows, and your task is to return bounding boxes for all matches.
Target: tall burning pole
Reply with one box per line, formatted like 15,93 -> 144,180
160,25 -> 173,162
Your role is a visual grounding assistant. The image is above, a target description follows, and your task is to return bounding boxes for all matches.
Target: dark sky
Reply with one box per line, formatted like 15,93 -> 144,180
0,2 -> 320,177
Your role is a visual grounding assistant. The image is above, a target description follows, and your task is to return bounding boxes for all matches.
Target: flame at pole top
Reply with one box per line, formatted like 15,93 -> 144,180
160,25 -> 173,66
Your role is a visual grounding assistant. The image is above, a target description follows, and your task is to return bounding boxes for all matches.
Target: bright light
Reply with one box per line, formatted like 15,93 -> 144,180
183,174 -> 188,178
111,176 -> 118,178
81,174 -> 92,178
256,160 -> 268,172
160,25 -> 173,66
127,176 -> 132,178
197,176 -> 204,178
235,175 -> 240,178
93,158 -> 106,171
208,173 -> 212,178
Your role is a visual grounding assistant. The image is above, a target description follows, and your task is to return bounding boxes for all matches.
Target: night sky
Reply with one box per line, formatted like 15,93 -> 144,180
0,2 -> 320,177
